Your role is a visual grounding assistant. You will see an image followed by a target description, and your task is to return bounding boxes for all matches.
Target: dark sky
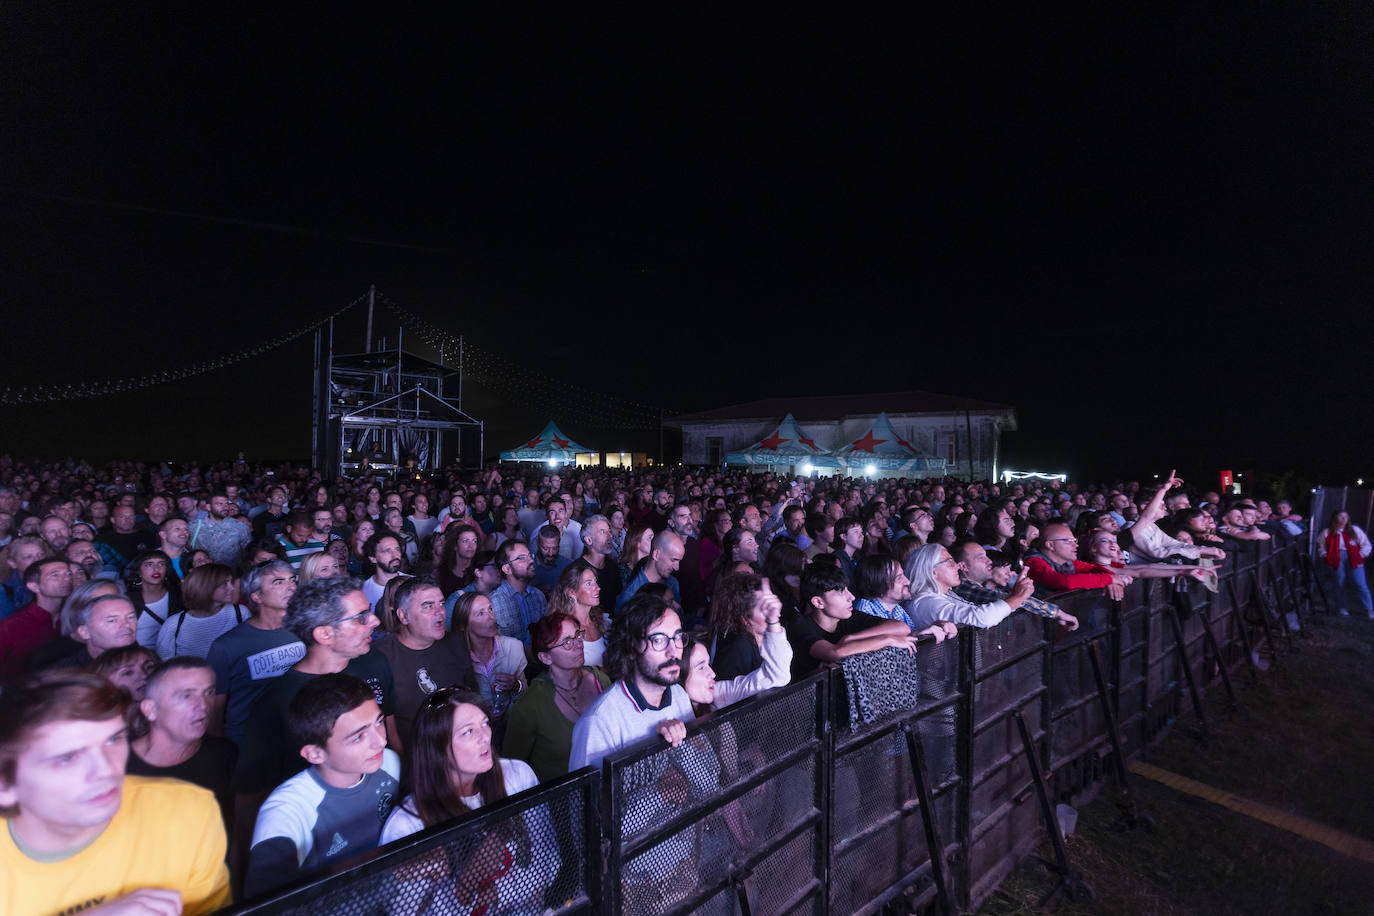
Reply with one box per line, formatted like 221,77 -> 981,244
2,6 -> 1371,484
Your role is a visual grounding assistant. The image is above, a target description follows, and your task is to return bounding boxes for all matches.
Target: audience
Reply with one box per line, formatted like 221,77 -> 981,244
0,454 -> 1326,913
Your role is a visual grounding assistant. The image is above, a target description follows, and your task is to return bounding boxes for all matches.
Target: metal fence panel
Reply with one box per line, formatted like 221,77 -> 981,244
223,542 -> 1315,916
223,770 -> 600,916
605,675 -> 826,916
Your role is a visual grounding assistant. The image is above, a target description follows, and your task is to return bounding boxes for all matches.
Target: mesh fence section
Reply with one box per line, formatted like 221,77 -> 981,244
609,679 -> 823,916
970,701 -> 1041,829
972,653 -> 1043,726
829,727 -> 958,914
242,777 -> 594,916
617,755 -> 817,915
971,613 -> 1044,675
750,826 -> 824,916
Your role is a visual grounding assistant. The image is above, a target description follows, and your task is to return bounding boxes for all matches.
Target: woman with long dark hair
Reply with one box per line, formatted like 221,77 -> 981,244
707,573 -> 792,706
126,549 -> 184,651
708,527 -> 759,595
617,524 -> 654,588
436,525 -> 481,596
380,690 -> 556,914
544,560 -> 610,666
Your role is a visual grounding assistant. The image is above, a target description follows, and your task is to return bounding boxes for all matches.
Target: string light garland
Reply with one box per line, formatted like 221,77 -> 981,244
1,293 -> 367,406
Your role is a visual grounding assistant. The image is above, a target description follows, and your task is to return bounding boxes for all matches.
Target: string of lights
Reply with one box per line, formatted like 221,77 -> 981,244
1,293 -> 367,406
381,294 -> 672,430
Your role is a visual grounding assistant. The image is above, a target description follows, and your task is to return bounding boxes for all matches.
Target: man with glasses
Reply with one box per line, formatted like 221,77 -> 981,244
569,593 -> 694,771
375,576 -> 476,750
231,577 -> 396,868
489,540 -> 547,648
1024,524 -> 1131,600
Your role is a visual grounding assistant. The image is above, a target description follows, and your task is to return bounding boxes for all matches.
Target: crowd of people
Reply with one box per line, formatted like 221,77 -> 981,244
0,453 -> 1324,914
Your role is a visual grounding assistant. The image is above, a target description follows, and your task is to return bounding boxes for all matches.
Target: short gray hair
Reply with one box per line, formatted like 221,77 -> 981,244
580,515 -> 608,545
62,590 -> 131,637
241,559 -> 294,611
284,575 -> 365,645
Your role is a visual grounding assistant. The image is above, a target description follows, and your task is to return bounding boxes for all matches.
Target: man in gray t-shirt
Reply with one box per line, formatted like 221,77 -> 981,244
373,577 -> 476,746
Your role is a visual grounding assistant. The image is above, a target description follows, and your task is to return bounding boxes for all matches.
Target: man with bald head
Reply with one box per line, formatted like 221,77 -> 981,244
615,529 -> 683,614
1024,524 -> 1131,601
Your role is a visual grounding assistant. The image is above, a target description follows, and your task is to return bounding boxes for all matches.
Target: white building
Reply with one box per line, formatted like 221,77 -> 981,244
667,391 -> 1017,481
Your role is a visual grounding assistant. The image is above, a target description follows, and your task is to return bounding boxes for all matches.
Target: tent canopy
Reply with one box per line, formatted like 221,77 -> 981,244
499,421 -> 595,464
724,413 -> 841,469
834,412 -> 946,473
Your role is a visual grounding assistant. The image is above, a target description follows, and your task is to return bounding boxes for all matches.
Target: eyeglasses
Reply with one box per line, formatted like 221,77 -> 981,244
1046,537 -> 1077,544
332,608 -> 375,627
545,628 -> 586,651
936,557 -> 960,566
643,629 -> 687,651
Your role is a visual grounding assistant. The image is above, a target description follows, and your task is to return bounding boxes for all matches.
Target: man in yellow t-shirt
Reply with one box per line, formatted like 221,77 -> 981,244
0,670 -> 230,916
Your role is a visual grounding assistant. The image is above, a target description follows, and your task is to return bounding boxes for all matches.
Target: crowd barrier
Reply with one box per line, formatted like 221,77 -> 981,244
224,539 -> 1315,916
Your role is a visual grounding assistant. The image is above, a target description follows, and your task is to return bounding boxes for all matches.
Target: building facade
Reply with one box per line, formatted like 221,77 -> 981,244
668,392 -> 1016,481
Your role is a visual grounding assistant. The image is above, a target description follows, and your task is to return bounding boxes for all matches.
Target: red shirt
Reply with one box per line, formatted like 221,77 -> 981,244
1024,556 -> 1115,593
0,601 -> 62,682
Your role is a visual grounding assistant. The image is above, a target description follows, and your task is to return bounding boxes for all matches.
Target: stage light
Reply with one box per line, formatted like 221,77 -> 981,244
802,462 -> 813,475
865,464 -> 876,476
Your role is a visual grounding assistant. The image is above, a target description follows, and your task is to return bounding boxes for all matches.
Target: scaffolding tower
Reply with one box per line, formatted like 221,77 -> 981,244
312,314 -> 483,480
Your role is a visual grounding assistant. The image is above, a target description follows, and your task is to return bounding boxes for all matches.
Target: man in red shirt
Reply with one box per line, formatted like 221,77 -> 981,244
0,559 -> 74,682
1024,523 -> 1132,600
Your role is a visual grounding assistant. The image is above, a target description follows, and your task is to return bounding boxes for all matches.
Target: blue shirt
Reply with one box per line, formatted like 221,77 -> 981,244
488,581 -> 547,645
615,568 -> 681,613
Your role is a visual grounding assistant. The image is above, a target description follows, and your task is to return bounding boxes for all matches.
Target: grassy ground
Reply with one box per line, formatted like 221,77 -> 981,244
975,613 -> 1374,916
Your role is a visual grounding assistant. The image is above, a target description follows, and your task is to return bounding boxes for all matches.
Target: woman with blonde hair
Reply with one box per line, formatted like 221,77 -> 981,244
297,549 -> 341,585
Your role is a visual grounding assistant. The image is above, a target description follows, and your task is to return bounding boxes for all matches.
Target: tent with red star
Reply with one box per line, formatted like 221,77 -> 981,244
498,421 -> 595,464
723,413 -> 841,471
834,412 -> 947,475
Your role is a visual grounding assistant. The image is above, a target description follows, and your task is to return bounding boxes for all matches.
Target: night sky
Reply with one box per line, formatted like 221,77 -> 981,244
2,7 -> 1371,485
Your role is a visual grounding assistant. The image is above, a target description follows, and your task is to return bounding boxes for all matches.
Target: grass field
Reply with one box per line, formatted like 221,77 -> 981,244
976,613 -> 1374,916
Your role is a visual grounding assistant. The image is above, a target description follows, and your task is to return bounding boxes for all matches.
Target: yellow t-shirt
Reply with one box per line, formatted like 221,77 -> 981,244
0,775 -> 230,916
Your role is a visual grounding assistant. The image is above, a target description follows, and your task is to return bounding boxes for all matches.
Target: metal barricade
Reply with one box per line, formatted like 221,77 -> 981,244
827,637 -> 962,915
221,543 -> 1316,916
222,768 -> 601,916
963,611 -> 1050,905
601,674 -> 828,916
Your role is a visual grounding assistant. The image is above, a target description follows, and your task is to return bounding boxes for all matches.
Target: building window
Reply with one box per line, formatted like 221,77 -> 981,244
938,432 -> 956,465
707,437 -> 724,466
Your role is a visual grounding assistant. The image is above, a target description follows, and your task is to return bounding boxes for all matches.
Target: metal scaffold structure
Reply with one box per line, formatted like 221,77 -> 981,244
312,287 -> 483,479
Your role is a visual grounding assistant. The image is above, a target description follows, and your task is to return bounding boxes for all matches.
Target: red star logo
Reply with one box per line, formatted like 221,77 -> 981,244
850,429 -> 887,453
897,436 -> 914,451
524,437 -> 544,449
552,435 -> 569,448
798,435 -> 818,451
759,430 -> 791,450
